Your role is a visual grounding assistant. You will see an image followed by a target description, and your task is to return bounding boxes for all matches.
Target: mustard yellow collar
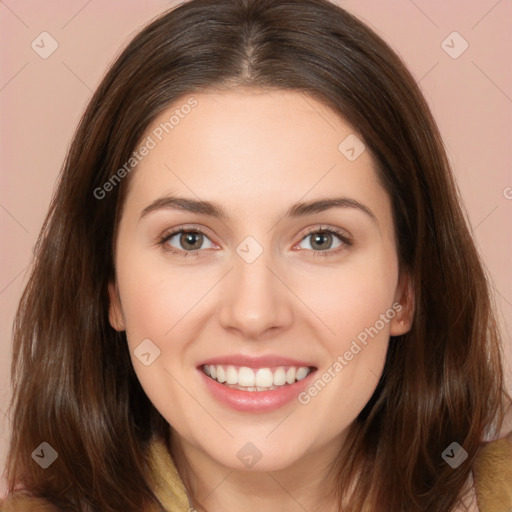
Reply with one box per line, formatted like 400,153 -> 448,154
147,434 -> 512,512
473,435 -> 512,512
147,436 -> 190,512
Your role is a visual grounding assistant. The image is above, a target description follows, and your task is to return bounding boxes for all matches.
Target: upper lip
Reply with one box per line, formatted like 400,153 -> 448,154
198,354 -> 317,369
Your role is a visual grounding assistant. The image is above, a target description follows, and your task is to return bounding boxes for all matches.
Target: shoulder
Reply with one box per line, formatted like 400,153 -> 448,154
0,492 -> 62,511
473,429 -> 512,511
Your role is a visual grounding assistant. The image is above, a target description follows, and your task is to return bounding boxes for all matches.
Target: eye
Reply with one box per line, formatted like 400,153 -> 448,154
295,226 -> 352,258
158,225 -> 352,258
158,227 -> 215,257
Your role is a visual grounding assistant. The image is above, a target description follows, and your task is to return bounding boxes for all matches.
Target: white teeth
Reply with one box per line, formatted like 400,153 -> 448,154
226,365 -> 238,385
217,365 -> 226,383
296,367 -> 309,381
202,364 -> 312,390
255,368 -> 274,388
286,367 -> 296,384
273,367 -> 286,386
238,367 -> 255,387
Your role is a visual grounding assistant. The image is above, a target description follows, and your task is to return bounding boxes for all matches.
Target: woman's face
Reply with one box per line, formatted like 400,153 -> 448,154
109,88 -> 412,472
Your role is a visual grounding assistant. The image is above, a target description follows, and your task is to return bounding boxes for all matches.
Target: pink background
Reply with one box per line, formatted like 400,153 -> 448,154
1,0 -> 511,496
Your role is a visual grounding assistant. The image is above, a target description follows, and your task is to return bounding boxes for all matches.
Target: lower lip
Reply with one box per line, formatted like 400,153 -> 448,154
199,368 -> 317,413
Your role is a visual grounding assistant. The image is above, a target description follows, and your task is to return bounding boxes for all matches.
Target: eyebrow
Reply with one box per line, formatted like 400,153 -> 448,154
139,194 -> 377,224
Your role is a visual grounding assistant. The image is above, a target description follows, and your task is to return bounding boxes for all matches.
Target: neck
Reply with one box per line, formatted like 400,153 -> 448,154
170,430 -> 344,512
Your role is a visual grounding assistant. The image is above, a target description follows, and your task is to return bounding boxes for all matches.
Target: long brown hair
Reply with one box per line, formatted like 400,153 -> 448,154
4,0 -> 509,510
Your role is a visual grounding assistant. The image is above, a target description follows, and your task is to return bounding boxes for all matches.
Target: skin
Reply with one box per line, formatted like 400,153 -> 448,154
108,88 -> 414,512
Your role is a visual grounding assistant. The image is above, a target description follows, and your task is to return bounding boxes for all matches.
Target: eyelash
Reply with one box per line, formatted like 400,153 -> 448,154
157,225 -> 352,259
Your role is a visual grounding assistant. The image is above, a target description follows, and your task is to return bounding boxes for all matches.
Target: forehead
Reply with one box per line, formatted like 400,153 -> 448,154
121,88 -> 391,229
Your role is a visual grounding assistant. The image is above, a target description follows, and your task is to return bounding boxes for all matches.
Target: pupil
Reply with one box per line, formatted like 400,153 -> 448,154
313,232 -> 330,250
183,232 -> 201,249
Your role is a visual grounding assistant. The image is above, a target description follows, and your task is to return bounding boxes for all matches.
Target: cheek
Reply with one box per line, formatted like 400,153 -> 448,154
115,258 -> 203,435
294,248 -> 399,349
295,251 -> 398,426
116,251 -> 205,345
120,277 -> 174,347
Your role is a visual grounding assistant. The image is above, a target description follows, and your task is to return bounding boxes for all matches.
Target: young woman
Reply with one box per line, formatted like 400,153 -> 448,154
2,0 -> 511,511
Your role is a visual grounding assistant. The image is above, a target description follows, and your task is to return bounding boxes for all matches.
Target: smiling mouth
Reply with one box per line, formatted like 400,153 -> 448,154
201,364 -> 316,392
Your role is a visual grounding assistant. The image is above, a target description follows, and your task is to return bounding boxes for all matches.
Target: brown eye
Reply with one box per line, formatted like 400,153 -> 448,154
178,231 -> 204,250
160,228 -> 215,255
297,228 -> 351,255
308,231 -> 335,250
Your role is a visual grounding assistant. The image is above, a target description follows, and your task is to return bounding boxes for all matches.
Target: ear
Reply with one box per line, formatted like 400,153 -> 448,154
390,270 -> 415,336
108,280 -> 126,332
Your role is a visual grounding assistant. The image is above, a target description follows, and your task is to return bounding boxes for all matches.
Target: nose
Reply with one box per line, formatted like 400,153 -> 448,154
218,246 -> 294,341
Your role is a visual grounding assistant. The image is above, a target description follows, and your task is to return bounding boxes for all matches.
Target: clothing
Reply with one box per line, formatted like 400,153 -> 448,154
473,435 -> 512,512
146,436 -> 189,511
2,434 -> 511,511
